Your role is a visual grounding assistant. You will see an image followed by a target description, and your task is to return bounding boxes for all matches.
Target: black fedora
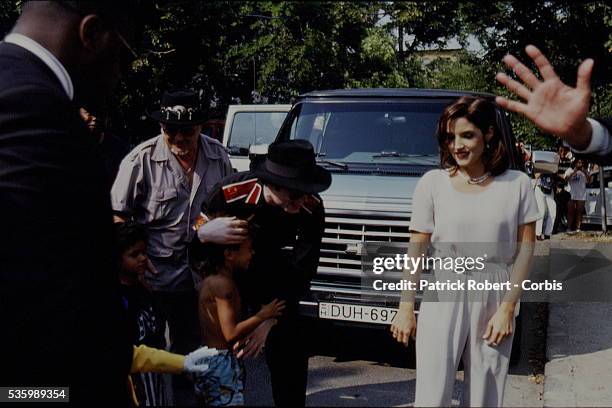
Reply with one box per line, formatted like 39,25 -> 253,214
148,89 -> 207,125
252,140 -> 332,194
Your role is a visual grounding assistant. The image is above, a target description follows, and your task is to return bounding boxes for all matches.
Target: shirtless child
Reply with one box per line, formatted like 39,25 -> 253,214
192,236 -> 285,406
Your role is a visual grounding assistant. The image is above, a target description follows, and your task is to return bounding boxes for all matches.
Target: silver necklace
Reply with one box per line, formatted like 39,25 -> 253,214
458,169 -> 491,184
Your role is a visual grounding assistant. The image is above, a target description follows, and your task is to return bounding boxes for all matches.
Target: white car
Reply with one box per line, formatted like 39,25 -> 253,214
583,167 -> 612,226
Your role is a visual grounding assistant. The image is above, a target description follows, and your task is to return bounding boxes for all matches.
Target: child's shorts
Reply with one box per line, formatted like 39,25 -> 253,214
193,350 -> 245,406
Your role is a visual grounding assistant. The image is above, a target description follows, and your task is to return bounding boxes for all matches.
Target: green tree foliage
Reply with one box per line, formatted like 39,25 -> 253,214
381,2 -> 462,54
412,51 -> 557,148
458,1 -> 611,147
0,1 -> 608,148
0,1 -> 19,34
460,1 -> 610,87
228,2 -> 413,98
415,51 -> 489,92
101,1 -> 414,140
348,27 -> 410,88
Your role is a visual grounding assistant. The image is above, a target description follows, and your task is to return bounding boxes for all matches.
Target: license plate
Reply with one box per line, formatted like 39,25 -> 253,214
318,302 -> 398,325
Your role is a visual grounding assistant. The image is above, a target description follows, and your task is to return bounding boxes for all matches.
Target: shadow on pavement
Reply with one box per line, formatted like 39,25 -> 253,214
306,379 -> 415,407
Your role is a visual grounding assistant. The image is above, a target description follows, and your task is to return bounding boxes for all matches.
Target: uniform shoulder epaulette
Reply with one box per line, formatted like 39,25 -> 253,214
222,178 -> 262,205
301,194 -> 321,214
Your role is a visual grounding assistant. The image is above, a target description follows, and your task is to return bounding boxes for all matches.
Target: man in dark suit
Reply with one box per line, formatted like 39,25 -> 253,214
495,44 -> 611,163
0,1 -> 139,404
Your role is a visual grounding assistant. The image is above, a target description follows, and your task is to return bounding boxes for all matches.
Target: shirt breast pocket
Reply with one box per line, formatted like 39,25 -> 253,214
145,187 -> 178,222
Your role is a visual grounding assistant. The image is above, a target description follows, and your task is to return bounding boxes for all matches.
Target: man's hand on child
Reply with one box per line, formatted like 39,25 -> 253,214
234,318 -> 278,359
257,299 -> 286,320
183,346 -> 219,374
197,216 -> 249,244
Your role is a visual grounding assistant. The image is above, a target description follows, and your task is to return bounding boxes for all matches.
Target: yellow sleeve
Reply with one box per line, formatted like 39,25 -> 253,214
130,345 -> 185,374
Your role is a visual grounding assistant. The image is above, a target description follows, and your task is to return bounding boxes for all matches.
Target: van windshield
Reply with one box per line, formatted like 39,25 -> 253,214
287,101 -> 445,165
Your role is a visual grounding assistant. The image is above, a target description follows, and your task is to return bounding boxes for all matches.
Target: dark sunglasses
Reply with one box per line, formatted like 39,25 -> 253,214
269,184 -> 305,200
287,189 -> 306,200
278,187 -> 306,201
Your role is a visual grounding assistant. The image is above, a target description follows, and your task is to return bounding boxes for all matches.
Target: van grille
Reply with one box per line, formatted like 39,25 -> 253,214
318,211 -> 411,277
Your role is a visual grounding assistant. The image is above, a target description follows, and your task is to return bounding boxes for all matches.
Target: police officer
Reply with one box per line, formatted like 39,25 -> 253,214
192,140 -> 331,407
111,89 -> 233,405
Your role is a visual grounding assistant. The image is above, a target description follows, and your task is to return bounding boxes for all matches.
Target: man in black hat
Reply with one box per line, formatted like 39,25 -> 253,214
192,139 -> 331,407
111,89 -> 233,404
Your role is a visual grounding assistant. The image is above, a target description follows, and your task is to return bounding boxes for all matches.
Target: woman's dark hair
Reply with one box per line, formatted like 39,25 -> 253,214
436,96 -> 509,176
114,221 -> 148,254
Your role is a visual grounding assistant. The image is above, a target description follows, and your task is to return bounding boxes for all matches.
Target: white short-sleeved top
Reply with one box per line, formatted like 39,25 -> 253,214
564,168 -> 587,201
410,169 -> 540,262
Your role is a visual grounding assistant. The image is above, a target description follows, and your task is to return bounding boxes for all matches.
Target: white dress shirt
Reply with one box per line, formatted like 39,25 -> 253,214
3,33 -> 74,100
569,117 -> 611,156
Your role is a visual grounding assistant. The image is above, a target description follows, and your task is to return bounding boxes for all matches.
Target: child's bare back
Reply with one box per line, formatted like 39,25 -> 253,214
198,273 -> 285,350
199,274 -> 241,349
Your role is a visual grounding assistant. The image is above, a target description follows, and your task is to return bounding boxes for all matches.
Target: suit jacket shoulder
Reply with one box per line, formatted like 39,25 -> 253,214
0,42 -> 66,98
597,117 -> 612,133
575,117 -> 612,165
0,41 -> 133,399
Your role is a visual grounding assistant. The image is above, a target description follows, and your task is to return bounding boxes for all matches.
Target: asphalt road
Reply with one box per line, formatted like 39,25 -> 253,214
244,313 -> 543,407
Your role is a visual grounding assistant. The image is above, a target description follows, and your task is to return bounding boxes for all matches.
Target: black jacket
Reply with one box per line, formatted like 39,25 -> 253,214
191,171 -> 325,315
0,42 -> 132,404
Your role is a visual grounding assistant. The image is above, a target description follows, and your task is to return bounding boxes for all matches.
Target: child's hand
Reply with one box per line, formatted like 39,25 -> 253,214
257,299 -> 285,320
234,319 -> 277,359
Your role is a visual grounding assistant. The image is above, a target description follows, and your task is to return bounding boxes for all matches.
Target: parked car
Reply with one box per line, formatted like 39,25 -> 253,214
222,104 -> 291,171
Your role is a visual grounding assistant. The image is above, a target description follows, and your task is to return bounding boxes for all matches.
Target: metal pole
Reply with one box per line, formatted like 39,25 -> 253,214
599,165 -> 607,233
252,56 -> 256,92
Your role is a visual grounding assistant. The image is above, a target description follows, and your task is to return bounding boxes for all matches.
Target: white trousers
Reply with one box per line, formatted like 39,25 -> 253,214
534,189 -> 556,236
415,271 -> 515,407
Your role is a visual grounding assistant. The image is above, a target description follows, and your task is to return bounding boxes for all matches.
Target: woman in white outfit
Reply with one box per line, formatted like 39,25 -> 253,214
390,96 -> 539,407
534,173 -> 556,240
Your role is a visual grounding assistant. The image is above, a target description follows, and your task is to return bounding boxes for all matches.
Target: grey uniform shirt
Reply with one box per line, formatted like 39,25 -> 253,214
111,134 -> 233,291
